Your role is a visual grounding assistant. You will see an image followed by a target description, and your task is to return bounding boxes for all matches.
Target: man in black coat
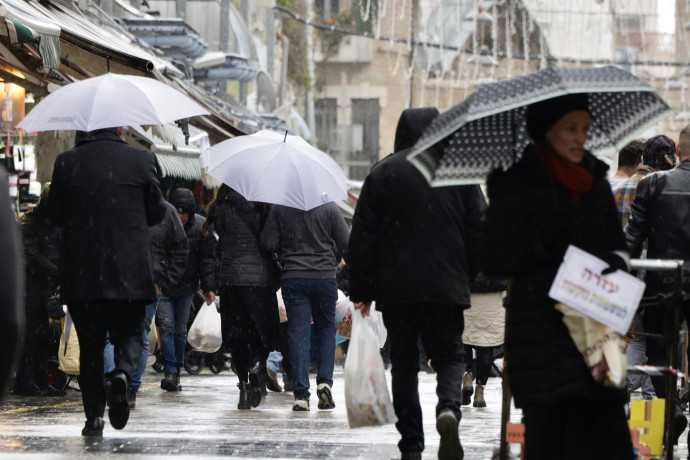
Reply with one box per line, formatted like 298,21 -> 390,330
49,127 -> 166,436
349,108 -> 486,460
0,166 -> 23,401
625,123 -> 690,446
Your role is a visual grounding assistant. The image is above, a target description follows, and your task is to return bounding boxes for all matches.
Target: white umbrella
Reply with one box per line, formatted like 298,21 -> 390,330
17,73 -> 210,132
207,130 -> 348,211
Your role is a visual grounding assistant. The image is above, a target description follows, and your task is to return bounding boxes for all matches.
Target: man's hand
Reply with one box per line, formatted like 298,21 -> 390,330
204,291 -> 216,304
354,301 -> 372,317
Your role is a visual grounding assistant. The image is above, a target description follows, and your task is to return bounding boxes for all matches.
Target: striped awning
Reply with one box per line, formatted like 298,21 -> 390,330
152,146 -> 202,181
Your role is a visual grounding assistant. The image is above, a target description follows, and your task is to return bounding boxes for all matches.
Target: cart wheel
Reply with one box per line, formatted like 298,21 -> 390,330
152,349 -> 165,374
184,349 -> 204,375
46,360 -> 67,390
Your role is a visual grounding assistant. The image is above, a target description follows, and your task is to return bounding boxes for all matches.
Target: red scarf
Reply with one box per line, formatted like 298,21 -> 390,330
535,144 -> 593,202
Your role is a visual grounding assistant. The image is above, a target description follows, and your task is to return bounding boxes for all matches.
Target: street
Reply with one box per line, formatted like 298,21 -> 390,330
0,364 -> 520,459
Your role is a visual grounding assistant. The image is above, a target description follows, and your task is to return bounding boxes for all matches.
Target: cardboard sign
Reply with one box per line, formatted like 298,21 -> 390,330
549,245 -> 645,334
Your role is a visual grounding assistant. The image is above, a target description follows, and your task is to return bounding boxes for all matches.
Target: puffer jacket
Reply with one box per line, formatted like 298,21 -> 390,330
481,146 -> 628,408
167,188 -> 216,298
625,160 -> 690,292
214,190 -> 278,288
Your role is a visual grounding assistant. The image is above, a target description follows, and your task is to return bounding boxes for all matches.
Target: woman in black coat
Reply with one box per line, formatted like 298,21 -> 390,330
481,94 -> 633,460
203,185 -> 280,410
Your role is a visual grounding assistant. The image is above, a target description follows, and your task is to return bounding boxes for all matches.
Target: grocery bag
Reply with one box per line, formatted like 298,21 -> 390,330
344,309 -> 396,428
335,290 -> 388,348
187,299 -> 222,353
555,302 -> 627,388
58,307 -> 80,375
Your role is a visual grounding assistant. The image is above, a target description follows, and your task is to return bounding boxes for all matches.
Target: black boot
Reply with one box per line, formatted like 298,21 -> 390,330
82,417 -> 104,436
237,382 -> 251,410
161,372 -> 178,392
174,373 -> 182,391
248,363 -> 263,407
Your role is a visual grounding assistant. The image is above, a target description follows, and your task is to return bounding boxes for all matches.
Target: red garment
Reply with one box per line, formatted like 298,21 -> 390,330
535,144 -> 593,202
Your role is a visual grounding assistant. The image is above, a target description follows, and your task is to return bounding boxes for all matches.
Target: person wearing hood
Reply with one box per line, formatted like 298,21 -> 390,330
348,107 -> 486,460
158,188 -> 216,392
202,185 -> 280,410
480,94 -> 633,459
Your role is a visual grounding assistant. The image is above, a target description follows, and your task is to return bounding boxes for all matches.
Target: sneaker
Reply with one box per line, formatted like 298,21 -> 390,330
461,372 -> 473,406
316,383 -> 335,410
292,398 -> 310,411
436,410 -> 463,460
107,372 -> 130,430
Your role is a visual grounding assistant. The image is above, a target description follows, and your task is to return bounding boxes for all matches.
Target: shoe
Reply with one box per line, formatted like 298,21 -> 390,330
283,378 -> 294,392
437,410 -> 463,460
292,398 -> 310,411
127,387 -> 137,409
400,453 -> 422,460
81,417 -> 104,436
473,384 -> 486,408
317,383 -> 335,410
247,364 -> 263,408
174,373 -> 182,391
461,372 -> 473,406
161,372 -> 178,392
237,382 -> 252,410
266,368 -> 282,393
107,372 -> 130,430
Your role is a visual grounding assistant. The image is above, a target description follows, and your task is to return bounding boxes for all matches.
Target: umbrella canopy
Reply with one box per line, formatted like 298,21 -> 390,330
17,73 -> 210,132
408,66 -> 673,186
207,130 -> 348,211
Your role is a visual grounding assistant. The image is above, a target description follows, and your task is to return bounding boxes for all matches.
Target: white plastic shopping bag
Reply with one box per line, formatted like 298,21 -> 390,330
344,309 -> 397,428
187,298 -> 222,353
335,290 -> 388,348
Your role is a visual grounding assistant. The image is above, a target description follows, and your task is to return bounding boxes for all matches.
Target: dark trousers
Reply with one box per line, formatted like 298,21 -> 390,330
380,303 -> 465,455
219,285 -> 280,383
463,345 -> 495,385
68,300 -> 145,420
15,288 -> 51,390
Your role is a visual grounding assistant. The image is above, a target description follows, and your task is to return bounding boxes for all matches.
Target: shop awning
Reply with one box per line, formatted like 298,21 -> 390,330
153,147 -> 202,181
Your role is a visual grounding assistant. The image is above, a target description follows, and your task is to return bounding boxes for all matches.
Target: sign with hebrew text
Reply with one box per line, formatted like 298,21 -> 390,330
549,245 -> 645,334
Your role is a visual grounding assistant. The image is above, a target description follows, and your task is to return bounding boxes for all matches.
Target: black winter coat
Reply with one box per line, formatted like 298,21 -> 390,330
48,130 -> 166,303
0,167 -> 24,399
149,201 -> 189,294
349,145 -> 486,308
214,190 -> 278,288
20,202 -> 60,294
481,146 -> 627,407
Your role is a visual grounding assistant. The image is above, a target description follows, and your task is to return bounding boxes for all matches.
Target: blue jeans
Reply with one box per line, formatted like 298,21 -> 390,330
281,278 -> 337,400
103,298 -> 159,391
156,295 -> 193,374
627,308 -> 655,399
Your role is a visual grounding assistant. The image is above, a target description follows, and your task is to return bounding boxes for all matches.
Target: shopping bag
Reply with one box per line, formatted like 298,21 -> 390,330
187,299 -> 222,353
555,302 -> 627,388
335,291 -> 388,348
344,309 -> 397,428
147,314 -> 158,355
58,308 -> 80,375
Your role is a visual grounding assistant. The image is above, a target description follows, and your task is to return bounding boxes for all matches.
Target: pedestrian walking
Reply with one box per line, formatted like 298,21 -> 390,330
625,124 -> 690,449
158,188 -> 216,392
203,185 -> 281,410
103,200 -> 189,406
260,201 -> 349,412
14,186 -> 63,396
48,127 -> 167,436
349,107 -> 486,460
0,165 -> 23,402
608,139 -> 643,192
461,273 -> 506,408
481,94 -> 634,459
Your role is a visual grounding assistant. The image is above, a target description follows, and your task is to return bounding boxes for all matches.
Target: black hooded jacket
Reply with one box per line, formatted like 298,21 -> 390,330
149,201 -> 189,294
348,107 -> 486,308
167,188 -> 216,298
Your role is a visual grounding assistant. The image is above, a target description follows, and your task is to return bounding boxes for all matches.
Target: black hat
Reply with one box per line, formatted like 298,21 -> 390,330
525,93 -> 590,142
643,135 -> 676,171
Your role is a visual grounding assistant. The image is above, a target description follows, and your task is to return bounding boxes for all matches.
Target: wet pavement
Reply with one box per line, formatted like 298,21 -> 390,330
0,364 -> 520,459
0,365 -> 687,459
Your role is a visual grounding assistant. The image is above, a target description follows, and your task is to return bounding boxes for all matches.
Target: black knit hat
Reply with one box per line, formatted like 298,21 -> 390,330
525,93 -> 590,142
643,135 -> 676,171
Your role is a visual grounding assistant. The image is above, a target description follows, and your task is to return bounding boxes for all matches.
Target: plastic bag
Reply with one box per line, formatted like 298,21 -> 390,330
58,308 -> 80,375
335,291 -> 387,348
344,309 -> 397,428
555,302 -> 627,388
187,299 -> 222,353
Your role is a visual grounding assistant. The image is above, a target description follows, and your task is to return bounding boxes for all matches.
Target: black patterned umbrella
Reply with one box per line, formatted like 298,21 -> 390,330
408,66 -> 673,186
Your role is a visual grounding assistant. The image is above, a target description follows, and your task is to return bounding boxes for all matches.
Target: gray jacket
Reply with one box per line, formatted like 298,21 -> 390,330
260,202 -> 349,280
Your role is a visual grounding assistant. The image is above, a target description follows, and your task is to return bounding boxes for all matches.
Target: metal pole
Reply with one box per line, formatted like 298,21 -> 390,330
305,1 -> 316,137
279,36 -> 289,108
266,8 -> 275,84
